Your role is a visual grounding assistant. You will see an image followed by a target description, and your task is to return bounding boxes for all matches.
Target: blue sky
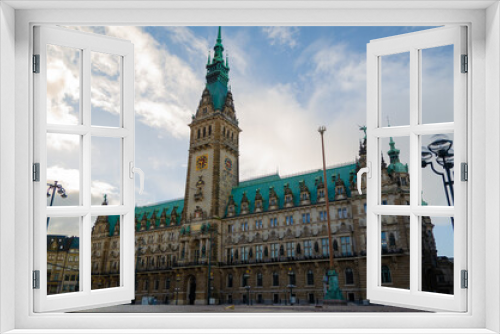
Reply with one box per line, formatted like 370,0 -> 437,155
46,25 -> 454,257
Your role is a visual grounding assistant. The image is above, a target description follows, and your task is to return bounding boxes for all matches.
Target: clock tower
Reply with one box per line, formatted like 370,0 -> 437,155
183,27 -> 240,223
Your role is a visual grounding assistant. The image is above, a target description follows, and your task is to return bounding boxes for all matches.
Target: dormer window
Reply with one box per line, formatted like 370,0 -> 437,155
228,205 -> 235,217
301,193 -> 309,201
203,107 -> 208,115
241,202 -> 249,213
285,195 -> 292,204
255,200 -> 263,212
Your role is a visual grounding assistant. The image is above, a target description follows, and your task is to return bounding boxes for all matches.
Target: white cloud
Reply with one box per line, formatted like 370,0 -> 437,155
91,180 -> 119,205
47,166 -> 80,192
262,26 -> 299,49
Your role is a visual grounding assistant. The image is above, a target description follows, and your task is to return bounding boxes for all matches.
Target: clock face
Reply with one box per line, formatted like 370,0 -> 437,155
224,157 -> 233,172
196,154 -> 208,171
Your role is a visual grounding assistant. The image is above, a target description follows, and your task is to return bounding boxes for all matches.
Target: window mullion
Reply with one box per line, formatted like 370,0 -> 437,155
81,47 -> 91,294
409,47 -> 419,294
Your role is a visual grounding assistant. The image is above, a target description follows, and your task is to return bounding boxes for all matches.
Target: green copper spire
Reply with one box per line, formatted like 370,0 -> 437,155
206,26 -> 230,111
213,26 -> 224,62
386,136 -> 408,175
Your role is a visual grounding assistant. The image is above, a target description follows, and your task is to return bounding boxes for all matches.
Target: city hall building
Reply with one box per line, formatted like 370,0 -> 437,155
85,28 -> 452,305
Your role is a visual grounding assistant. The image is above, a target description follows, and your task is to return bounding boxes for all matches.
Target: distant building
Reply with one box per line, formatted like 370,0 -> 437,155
87,27 -> 452,305
47,235 -> 79,294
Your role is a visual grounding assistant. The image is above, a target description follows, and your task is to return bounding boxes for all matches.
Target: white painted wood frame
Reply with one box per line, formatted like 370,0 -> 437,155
33,25 -> 135,312
366,26 -> 467,312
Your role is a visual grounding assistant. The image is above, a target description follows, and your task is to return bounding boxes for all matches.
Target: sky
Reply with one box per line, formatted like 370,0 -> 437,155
45,25 -> 455,257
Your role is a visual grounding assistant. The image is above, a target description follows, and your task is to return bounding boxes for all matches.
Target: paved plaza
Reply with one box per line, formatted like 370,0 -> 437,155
77,303 -> 427,313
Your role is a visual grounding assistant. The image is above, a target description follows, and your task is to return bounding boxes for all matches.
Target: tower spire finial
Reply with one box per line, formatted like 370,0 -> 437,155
217,26 -> 222,42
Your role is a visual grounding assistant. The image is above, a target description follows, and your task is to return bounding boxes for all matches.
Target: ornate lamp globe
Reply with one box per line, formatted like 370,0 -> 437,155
421,146 -> 433,166
427,134 -> 453,156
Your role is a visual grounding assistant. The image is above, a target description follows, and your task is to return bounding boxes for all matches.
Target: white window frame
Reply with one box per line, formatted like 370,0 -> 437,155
365,26 -> 467,312
33,25 -> 136,313
1,1 -> 498,333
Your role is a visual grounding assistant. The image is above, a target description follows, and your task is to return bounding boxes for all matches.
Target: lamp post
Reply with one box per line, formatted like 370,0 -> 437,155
421,134 -> 455,228
175,274 -> 181,305
46,181 -> 67,227
318,126 -> 343,302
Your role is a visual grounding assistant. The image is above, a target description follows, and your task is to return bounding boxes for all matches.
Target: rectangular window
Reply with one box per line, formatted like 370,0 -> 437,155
304,240 -> 312,256
255,245 -> 263,260
341,236 -> 352,256
240,246 -> 249,261
255,220 -> 263,229
286,215 -> 293,225
337,208 -> 342,219
226,248 -> 234,263
286,242 -> 295,257
321,238 -> 329,256
381,231 -> 388,252
342,208 -> 347,218
270,243 -> 279,259
270,217 -> 277,228
302,213 -> 310,223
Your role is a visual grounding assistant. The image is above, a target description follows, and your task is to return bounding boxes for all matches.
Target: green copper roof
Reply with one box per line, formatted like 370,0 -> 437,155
387,137 -> 408,175
206,26 -> 230,111
106,198 -> 184,236
227,163 -> 357,216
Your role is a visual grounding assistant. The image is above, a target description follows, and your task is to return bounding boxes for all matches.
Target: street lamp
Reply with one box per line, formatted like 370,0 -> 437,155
318,126 -> 343,302
287,267 -> 296,305
421,134 -> 455,228
175,274 -> 181,305
46,181 -> 67,227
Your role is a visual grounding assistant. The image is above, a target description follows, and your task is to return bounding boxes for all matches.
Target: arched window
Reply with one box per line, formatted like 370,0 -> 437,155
345,268 -> 354,285
208,125 -> 212,136
256,273 -> 263,287
333,239 -> 339,251
389,233 -> 396,247
203,127 -> 206,137
306,269 -> 314,285
227,274 -> 233,288
382,265 -> 392,283
272,272 -> 279,286
197,128 -> 201,139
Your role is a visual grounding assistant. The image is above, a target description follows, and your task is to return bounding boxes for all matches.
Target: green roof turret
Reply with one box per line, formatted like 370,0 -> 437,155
206,26 -> 230,111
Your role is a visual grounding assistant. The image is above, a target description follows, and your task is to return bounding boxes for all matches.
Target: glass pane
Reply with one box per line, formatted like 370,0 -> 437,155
91,215 -> 121,290
380,215 -> 410,289
380,136 -> 410,205
47,133 -> 80,207
47,217 -> 80,295
421,216 -> 454,294
421,45 -> 454,124
91,52 -> 121,127
380,52 -> 410,127
91,137 -> 121,205
420,133 -> 455,207
46,44 -> 81,125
